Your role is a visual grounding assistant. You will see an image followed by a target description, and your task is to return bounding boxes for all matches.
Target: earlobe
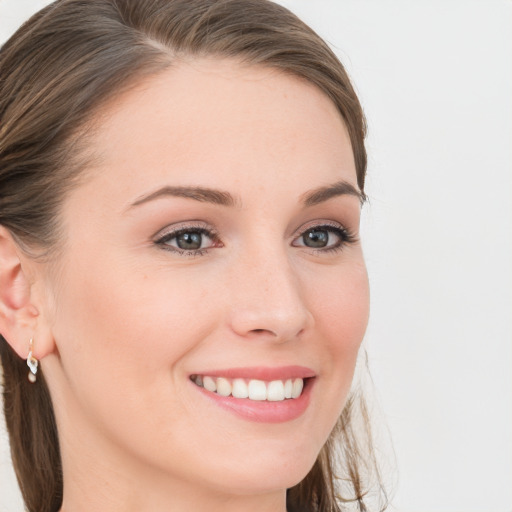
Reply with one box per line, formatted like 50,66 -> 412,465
0,226 -> 44,359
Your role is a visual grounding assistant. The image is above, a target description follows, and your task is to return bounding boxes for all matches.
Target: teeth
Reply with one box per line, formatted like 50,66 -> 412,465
284,379 -> 293,399
216,377 -> 232,397
203,376 -> 216,392
248,379 -> 267,400
291,378 -> 303,399
192,375 -> 306,401
232,378 -> 249,398
267,380 -> 285,401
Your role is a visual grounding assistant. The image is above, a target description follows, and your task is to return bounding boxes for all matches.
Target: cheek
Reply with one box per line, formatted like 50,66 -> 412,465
48,257 -> 227,474
306,259 -> 369,406
50,255 -> 216,415
311,260 -> 370,353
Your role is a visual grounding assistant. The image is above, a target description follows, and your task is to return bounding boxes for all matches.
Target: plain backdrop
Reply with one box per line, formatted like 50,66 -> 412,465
1,1 -> 511,511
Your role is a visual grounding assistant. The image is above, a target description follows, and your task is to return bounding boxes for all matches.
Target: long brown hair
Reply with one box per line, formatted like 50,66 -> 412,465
0,1 -> 386,510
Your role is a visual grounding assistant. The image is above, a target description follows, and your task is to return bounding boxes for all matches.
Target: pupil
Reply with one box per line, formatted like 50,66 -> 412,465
177,232 -> 202,250
304,229 -> 328,248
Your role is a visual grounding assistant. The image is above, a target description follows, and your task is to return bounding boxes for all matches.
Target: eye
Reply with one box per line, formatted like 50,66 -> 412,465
292,223 -> 356,252
302,228 -> 331,248
174,231 -> 204,250
154,225 -> 221,255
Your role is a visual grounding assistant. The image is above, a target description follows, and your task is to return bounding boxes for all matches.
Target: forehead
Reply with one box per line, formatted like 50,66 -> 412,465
80,58 -> 357,202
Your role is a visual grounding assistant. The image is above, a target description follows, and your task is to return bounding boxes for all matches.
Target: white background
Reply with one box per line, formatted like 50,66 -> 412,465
1,1 -> 511,511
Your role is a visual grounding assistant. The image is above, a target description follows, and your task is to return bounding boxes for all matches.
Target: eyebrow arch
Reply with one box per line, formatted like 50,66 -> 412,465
301,180 -> 366,206
129,185 -> 240,209
128,179 -> 365,211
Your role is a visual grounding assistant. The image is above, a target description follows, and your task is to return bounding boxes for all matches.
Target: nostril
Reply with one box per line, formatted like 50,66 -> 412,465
229,303 -> 312,341
248,328 -> 280,337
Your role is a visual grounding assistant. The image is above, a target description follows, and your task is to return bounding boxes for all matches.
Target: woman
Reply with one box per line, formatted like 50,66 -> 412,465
0,1 -> 386,511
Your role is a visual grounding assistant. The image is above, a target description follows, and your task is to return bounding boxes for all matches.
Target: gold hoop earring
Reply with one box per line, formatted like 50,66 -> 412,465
27,338 -> 38,383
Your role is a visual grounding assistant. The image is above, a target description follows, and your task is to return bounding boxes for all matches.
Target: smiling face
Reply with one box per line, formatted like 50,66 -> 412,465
38,59 -> 370,509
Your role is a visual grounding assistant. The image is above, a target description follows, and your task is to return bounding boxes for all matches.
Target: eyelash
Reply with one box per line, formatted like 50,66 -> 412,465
293,222 -> 358,254
154,224 -> 222,257
153,222 -> 357,257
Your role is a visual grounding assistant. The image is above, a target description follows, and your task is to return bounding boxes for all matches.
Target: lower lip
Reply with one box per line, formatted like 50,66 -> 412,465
193,379 -> 314,423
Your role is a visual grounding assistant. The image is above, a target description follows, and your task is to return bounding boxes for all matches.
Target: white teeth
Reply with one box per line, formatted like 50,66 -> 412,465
284,379 -> 293,399
193,375 -> 306,401
216,377 -> 232,397
291,378 -> 303,399
232,378 -> 249,398
203,376 -> 217,392
248,379 -> 267,401
267,380 -> 285,401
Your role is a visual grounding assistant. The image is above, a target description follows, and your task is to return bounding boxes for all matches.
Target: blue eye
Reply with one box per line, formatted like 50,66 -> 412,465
302,228 -> 331,248
155,227 -> 219,254
154,222 -> 355,257
293,224 -> 356,252
174,231 -> 204,250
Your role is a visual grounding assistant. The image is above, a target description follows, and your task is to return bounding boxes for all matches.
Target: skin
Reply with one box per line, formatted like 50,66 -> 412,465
0,59 -> 369,512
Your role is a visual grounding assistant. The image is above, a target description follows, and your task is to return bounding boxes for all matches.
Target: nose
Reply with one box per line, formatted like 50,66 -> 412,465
226,248 -> 313,342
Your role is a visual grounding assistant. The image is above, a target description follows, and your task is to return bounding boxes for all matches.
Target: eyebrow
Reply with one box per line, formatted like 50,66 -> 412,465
301,180 -> 366,206
128,179 -> 365,210
129,185 -> 239,209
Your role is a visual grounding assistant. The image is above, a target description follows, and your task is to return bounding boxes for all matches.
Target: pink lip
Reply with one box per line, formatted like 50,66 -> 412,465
190,365 -> 316,381
189,366 -> 316,424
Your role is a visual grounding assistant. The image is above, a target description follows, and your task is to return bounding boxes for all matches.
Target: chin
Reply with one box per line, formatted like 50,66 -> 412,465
201,443 -> 321,496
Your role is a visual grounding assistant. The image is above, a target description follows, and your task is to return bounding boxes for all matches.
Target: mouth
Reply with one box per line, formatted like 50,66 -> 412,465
189,367 -> 316,423
190,375 -> 308,401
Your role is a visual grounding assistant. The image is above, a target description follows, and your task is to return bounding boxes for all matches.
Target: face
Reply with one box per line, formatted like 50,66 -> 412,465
40,59 -> 369,501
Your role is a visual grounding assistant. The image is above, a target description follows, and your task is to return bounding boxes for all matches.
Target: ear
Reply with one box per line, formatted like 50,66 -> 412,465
0,226 -> 54,361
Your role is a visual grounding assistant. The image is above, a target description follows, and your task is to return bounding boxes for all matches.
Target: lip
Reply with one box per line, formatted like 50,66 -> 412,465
189,366 -> 316,424
190,365 -> 316,381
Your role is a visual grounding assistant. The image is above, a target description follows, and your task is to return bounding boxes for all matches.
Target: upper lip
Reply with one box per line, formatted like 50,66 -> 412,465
190,365 -> 316,381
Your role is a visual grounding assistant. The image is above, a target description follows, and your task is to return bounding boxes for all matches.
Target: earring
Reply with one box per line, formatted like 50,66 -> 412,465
27,338 -> 38,383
